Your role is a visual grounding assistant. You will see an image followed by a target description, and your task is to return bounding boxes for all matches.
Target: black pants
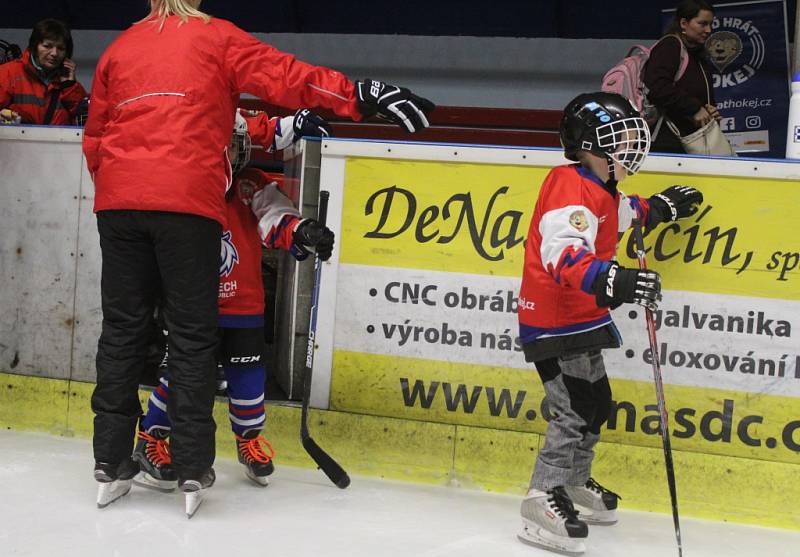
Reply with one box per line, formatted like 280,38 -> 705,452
92,210 -> 221,480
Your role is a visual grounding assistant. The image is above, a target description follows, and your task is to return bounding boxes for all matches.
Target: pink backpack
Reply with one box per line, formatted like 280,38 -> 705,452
601,35 -> 689,127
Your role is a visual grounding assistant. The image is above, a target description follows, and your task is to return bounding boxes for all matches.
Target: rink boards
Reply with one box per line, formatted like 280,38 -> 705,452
312,139 -> 800,527
1,132 -> 798,529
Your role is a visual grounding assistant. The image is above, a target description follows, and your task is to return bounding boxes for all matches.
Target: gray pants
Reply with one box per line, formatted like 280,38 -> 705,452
530,351 -> 612,490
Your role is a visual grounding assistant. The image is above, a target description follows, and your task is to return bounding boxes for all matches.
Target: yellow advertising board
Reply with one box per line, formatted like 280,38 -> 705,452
326,148 -> 800,466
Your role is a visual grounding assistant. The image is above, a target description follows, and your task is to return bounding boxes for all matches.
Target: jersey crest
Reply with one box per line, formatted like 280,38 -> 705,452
220,230 -> 239,277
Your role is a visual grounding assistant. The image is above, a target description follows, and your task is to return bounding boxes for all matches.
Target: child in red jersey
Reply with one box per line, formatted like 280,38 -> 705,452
516,92 -> 703,555
133,109 -> 334,496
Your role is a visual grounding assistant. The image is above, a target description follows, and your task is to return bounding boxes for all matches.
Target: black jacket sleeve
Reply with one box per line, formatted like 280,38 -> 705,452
643,36 -> 705,119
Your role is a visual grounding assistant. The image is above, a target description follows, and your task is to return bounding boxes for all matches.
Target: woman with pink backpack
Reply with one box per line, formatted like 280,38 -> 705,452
643,1 -> 729,154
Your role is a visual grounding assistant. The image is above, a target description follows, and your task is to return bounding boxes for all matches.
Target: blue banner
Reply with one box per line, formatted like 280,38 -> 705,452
663,0 -> 791,158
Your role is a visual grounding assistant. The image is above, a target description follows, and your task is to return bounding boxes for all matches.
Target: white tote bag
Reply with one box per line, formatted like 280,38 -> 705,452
668,118 -> 737,156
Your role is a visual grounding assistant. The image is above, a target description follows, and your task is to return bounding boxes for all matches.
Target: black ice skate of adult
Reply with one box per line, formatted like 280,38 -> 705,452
300,190 -> 351,489
632,220 -> 683,557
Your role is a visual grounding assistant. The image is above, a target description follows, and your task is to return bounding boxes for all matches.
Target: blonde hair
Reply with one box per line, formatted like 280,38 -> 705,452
140,0 -> 210,30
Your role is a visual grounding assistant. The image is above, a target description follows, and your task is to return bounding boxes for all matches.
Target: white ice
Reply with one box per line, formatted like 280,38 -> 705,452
1,429 -> 797,557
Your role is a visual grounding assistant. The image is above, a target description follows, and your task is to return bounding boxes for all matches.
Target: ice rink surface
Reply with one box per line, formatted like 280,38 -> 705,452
1,429 -> 797,557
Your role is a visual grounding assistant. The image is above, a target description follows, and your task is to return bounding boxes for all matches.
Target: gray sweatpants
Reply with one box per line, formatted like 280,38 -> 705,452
530,350 -> 612,490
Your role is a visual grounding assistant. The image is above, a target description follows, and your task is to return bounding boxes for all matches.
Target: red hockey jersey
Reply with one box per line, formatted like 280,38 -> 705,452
518,164 -> 651,345
218,168 -> 300,326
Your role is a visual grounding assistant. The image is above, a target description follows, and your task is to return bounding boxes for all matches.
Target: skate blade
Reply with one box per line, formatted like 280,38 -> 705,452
575,506 -> 617,525
245,468 -> 269,487
517,523 -> 586,555
183,488 -> 207,519
133,471 -> 178,493
96,479 -> 132,508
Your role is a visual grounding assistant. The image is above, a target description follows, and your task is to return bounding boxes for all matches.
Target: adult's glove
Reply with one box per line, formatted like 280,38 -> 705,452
293,219 -> 334,261
355,79 -> 435,133
592,262 -> 662,311
647,185 -> 703,226
293,108 -> 332,140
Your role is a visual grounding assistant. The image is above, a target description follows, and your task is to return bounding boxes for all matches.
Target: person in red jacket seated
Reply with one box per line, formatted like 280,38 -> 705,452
85,0 -> 434,516
0,19 -> 87,125
131,108 -> 334,495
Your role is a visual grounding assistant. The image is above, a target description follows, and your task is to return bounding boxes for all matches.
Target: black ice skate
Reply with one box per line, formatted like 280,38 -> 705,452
132,426 -> 178,492
565,478 -> 620,525
95,458 -> 139,508
235,429 -> 275,486
180,468 -> 216,519
518,486 -> 588,555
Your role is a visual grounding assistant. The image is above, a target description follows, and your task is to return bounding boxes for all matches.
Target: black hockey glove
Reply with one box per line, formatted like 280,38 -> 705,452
647,185 -> 703,227
355,79 -> 435,133
293,219 -> 334,261
592,262 -> 662,311
293,108 -> 332,140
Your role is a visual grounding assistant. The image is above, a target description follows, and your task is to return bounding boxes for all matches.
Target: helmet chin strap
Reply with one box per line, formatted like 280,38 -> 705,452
605,155 -> 618,188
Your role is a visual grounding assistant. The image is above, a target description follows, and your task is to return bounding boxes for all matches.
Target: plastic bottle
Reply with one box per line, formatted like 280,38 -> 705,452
785,71 -> 800,159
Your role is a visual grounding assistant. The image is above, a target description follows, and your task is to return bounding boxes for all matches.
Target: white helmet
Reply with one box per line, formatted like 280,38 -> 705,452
229,111 -> 251,175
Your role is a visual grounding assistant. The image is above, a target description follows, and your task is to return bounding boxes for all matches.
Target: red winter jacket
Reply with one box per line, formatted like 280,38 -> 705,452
83,15 -> 362,226
0,49 -> 87,125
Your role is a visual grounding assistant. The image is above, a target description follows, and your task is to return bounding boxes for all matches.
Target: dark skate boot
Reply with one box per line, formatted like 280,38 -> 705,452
180,468 -> 216,519
235,429 -> 275,486
95,458 -> 139,508
132,426 -> 178,492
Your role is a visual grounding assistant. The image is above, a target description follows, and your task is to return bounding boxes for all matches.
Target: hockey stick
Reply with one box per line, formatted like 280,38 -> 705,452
632,219 -> 683,557
300,190 -> 351,489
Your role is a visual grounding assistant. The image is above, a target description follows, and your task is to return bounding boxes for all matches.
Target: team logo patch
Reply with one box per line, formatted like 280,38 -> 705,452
569,210 -> 589,232
220,230 -> 239,277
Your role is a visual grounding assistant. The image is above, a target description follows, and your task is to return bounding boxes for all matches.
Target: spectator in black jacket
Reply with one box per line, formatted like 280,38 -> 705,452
643,0 -> 721,153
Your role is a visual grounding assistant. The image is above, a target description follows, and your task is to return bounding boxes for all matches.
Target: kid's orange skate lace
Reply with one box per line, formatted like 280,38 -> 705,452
138,431 -> 172,466
236,434 -> 275,464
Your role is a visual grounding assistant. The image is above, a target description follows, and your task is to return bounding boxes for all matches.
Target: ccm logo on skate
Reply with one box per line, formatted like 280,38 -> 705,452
230,356 -> 261,363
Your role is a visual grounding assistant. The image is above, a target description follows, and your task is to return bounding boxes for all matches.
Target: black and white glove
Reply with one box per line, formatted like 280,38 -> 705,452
355,79 -> 435,133
292,219 -> 334,261
274,109 -> 332,151
647,185 -> 703,226
293,108 -> 332,140
592,262 -> 662,311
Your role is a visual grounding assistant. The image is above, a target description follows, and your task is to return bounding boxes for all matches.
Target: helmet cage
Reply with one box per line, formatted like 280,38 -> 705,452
595,116 -> 650,176
230,113 -> 251,175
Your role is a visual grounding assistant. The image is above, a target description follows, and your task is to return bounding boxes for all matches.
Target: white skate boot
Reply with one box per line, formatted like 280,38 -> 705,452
95,459 -> 139,508
518,486 -> 588,555
565,478 -> 619,525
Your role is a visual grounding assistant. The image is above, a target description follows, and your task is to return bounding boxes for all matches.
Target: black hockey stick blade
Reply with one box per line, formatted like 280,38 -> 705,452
302,435 -> 351,489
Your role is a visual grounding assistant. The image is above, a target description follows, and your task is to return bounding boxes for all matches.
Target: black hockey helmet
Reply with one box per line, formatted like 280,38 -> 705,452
560,91 -> 650,176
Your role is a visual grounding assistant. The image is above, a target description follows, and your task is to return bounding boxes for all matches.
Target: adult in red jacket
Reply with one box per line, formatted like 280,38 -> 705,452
0,19 -> 87,125
86,0 -> 435,512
